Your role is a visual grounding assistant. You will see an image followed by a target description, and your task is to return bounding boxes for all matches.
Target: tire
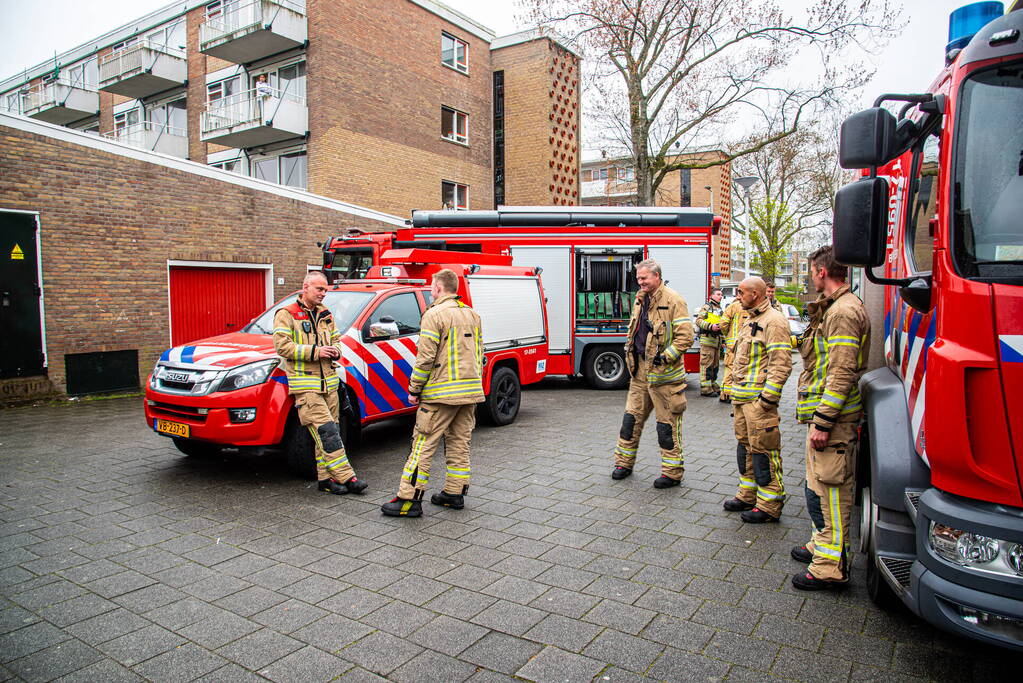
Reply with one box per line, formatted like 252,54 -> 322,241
172,438 -> 220,458
860,485 -> 901,610
284,417 -> 317,480
482,366 -> 521,426
583,346 -> 629,390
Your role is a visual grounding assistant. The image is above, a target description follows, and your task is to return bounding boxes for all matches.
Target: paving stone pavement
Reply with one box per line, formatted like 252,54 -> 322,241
0,374 -> 1016,682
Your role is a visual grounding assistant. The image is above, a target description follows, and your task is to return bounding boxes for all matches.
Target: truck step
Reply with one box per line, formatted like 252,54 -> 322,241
878,554 -> 914,590
904,489 -> 924,525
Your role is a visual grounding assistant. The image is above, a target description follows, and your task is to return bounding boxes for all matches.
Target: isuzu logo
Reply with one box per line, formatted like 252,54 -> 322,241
164,371 -> 190,383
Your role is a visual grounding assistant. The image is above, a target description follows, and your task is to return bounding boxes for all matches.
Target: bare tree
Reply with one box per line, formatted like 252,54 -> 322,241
520,0 -> 901,204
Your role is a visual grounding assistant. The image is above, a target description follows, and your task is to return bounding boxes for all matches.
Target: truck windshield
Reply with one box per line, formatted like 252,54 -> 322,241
244,291 -> 374,334
953,62 -> 1023,280
328,248 -> 374,280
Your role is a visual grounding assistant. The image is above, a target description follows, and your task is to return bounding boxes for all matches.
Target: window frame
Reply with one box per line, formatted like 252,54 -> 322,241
904,128 -> 940,276
441,106 -> 469,145
361,291 -> 425,342
442,180 -> 468,210
441,32 -> 469,74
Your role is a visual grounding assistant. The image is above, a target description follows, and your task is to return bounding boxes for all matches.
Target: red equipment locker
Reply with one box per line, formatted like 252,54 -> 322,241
168,266 -> 266,346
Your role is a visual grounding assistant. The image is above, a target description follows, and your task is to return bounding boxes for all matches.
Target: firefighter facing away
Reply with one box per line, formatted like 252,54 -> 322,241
722,276 -> 792,523
273,271 -> 368,495
695,288 -> 724,396
717,296 -> 748,403
611,259 -> 694,488
791,246 -> 870,590
382,269 -> 484,517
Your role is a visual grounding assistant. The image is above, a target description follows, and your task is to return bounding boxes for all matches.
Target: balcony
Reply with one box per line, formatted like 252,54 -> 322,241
200,88 -> 307,147
99,41 -> 187,99
19,78 -> 100,125
199,0 -> 307,64
103,122 -> 188,158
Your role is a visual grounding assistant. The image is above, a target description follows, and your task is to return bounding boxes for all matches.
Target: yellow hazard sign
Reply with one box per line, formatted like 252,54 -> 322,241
10,244 -> 24,260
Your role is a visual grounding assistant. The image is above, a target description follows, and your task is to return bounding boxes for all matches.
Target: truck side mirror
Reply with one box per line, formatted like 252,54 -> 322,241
369,315 -> 399,339
839,108 -> 897,169
833,177 -> 889,268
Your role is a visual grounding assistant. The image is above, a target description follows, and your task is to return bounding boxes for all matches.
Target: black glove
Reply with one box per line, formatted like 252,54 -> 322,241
652,353 -> 665,367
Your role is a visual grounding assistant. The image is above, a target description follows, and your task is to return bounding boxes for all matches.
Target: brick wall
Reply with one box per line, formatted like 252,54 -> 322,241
0,121 -> 398,393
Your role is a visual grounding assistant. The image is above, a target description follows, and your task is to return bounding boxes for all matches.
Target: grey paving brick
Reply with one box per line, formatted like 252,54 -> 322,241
248,564 -> 313,591
179,610 -> 260,649
527,586 -> 601,619
470,599 -> 546,636
705,630 -> 781,668
772,645 -> 853,683
435,564 -> 502,591
112,583 -> 187,613
339,630 -> 422,676
691,601 -> 757,635
342,564 -> 404,591
258,644 -> 353,682
182,573 -> 253,601
216,627 -> 304,670
253,598 -> 329,634
406,614 -> 488,657
422,586 -> 497,620
582,599 -> 656,635
290,613 -> 374,653
523,613 -> 602,652
145,598 -> 223,630
6,638 -> 103,682
359,599 -> 433,638
38,593 -> 117,628
98,624 -> 187,667
633,586 -> 702,621
582,628 -> 664,673
379,574 -> 448,606
131,643 -> 227,683
460,632 -> 543,675
65,608 -> 151,645
319,586 -> 394,620
581,575 -> 647,604
0,621 -> 71,662
640,614 -> 716,652
9,579 -> 87,610
53,658 -> 144,683
515,645 -> 605,682
390,648 -> 477,683
481,575 -> 549,605
214,584 -> 289,618
647,648 -> 731,682
0,605 -> 41,635
754,613 -> 825,649
302,553 -> 369,579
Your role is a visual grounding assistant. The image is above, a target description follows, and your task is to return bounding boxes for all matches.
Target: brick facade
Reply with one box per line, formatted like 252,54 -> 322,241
0,118 -> 399,394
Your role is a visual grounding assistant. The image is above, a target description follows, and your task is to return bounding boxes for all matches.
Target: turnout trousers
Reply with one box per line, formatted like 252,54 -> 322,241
802,419 -> 858,580
397,402 -> 475,500
295,391 -> 355,483
699,343 -> 721,394
732,401 -> 786,517
613,365 -> 687,480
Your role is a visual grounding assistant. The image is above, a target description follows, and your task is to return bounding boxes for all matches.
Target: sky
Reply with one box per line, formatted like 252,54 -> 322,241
0,1 -> 997,120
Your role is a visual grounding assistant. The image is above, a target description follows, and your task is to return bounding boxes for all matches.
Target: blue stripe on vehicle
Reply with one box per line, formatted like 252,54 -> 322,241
368,362 -> 413,408
181,346 -> 196,363
341,365 -> 390,417
271,375 -> 288,385
160,349 -> 171,362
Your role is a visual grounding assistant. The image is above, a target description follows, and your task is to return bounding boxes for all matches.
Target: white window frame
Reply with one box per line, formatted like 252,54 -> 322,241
442,180 -> 468,210
441,32 -> 468,74
441,106 -> 468,145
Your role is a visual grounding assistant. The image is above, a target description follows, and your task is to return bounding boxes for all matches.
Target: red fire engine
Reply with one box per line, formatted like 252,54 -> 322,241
833,3 -> 1023,649
144,251 -> 548,477
323,206 -> 718,389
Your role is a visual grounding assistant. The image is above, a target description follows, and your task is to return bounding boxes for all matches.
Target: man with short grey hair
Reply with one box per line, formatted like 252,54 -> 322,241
611,259 -> 694,488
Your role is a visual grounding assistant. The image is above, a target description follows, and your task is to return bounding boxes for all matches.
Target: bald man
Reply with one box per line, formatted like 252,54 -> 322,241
273,271 -> 367,496
723,277 -> 792,523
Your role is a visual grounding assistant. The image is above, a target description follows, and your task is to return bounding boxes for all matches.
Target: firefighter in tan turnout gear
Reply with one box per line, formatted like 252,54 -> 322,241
722,277 -> 793,522
382,269 -> 483,518
791,246 -> 870,590
611,259 -> 694,489
717,297 -> 748,403
273,271 -> 367,495
695,288 -> 724,396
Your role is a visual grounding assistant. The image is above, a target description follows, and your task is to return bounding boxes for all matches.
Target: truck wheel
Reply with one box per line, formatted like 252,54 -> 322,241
172,438 -> 220,458
482,366 -> 520,426
284,418 -> 317,480
861,486 -> 900,610
584,346 -> 628,390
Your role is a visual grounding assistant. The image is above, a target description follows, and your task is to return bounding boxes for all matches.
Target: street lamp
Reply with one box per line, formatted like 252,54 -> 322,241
732,176 -> 759,278
704,185 -> 713,213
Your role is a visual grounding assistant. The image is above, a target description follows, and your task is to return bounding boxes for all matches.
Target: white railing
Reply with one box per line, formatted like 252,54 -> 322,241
99,40 -> 186,84
200,0 -> 306,46
201,87 -> 306,133
22,78 -> 97,113
103,121 -> 187,149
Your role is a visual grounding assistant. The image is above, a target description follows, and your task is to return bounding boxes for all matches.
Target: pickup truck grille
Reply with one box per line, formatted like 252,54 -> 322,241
149,401 -> 208,423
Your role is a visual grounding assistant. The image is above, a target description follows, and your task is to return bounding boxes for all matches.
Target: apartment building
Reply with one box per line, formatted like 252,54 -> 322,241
0,0 -> 581,217
580,151 -> 733,283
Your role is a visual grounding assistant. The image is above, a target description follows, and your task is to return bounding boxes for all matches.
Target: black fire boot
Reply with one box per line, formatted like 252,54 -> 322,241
318,479 -> 348,495
740,507 -> 780,523
791,571 -> 849,591
653,476 -> 681,489
611,466 -> 633,480
431,491 -> 465,509
790,545 -> 813,564
722,497 -> 754,512
381,498 -> 422,517
343,476 -> 367,494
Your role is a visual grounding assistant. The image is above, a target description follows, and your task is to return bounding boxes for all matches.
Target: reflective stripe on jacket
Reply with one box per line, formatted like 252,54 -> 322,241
273,298 -> 342,395
624,284 -> 694,386
796,285 -> 871,427
729,298 -> 793,404
719,299 -> 747,353
411,294 -> 484,404
695,300 -> 724,347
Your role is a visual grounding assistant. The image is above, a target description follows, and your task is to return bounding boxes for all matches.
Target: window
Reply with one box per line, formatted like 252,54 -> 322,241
150,98 -> 187,132
207,77 -> 239,105
111,36 -> 139,53
252,151 -> 307,189
362,293 -> 423,340
114,108 -> 141,133
442,181 -> 468,210
211,159 -> 242,173
598,168 -> 609,180
253,157 -> 279,183
441,107 -> 468,144
5,92 -> 20,114
441,33 -> 468,73
277,62 -> 306,99
679,168 -> 691,207
205,0 -> 239,19
617,167 -> 634,181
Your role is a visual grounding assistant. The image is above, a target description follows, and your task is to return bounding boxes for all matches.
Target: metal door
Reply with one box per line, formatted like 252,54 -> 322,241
168,266 -> 267,346
510,246 -> 571,353
0,212 -> 45,378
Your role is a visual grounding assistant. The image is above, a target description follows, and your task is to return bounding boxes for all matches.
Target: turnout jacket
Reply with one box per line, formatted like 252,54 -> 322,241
410,293 -> 484,404
796,285 -> 871,429
624,283 -> 694,385
695,299 -> 724,347
273,298 -> 342,395
719,299 -> 748,354
729,298 -> 793,405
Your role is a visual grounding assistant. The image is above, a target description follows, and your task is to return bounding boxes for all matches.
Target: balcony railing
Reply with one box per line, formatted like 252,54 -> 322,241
103,121 -> 188,158
98,40 -> 187,98
200,0 -> 307,64
20,78 -> 99,125
200,87 -> 307,147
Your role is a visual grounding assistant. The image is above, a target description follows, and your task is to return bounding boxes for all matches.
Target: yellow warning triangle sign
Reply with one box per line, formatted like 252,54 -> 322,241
10,244 -> 24,260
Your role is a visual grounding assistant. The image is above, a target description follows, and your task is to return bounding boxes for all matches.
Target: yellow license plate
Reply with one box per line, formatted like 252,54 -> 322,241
156,419 -> 190,438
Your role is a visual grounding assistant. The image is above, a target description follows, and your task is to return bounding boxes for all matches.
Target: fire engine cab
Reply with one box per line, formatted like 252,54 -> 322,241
144,251 -> 548,477
833,3 -> 1023,650
323,206 -> 717,389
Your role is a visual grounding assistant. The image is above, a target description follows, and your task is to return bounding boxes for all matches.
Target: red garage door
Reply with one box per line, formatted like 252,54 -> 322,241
169,266 -> 267,346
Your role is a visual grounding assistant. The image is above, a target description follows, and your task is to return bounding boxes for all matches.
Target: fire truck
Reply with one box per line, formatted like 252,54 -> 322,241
323,206 -> 718,389
144,251 -> 548,477
832,3 -> 1023,649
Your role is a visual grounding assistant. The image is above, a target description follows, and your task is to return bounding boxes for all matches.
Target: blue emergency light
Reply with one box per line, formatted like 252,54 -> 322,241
947,2 -> 1004,52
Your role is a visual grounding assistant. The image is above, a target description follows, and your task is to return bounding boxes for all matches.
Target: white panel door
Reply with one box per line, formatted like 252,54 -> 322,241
646,245 -> 707,332
467,276 -> 546,349
510,246 -> 571,353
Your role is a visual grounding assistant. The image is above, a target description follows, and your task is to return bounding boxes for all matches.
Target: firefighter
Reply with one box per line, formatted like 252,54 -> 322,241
382,269 -> 483,518
766,281 -> 784,313
273,271 -> 367,496
695,288 -> 725,396
791,246 -> 870,590
722,276 -> 793,522
611,259 -> 694,488
717,297 -> 748,403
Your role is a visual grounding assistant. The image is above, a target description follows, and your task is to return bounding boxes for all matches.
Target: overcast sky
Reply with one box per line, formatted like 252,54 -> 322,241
0,1 -> 995,114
